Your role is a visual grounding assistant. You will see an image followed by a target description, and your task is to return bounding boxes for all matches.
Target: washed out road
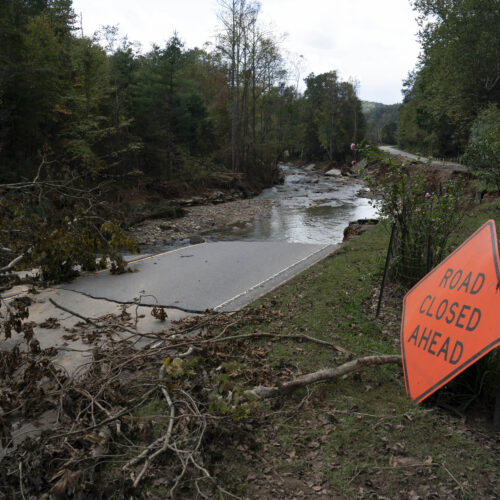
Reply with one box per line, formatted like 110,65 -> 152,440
0,181 -> 337,447
61,241 -> 336,312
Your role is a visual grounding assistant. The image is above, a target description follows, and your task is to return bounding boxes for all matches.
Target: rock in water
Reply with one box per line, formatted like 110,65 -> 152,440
325,168 -> 342,176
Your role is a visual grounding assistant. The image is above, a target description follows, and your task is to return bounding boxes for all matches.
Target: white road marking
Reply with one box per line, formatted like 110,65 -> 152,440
213,244 -> 334,311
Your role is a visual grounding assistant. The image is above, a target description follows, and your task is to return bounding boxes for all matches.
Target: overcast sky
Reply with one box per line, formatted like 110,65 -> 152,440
72,0 -> 421,104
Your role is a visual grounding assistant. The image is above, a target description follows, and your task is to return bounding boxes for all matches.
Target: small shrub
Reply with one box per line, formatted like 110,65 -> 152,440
362,146 -> 466,287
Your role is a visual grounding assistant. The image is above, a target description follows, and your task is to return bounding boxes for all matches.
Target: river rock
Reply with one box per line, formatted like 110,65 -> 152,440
325,168 -> 342,176
208,190 -> 225,203
304,164 -> 316,171
189,235 -> 205,244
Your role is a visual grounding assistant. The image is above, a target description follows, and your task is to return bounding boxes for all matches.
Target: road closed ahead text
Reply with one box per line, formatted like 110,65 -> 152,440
408,268 -> 486,365
401,220 -> 500,403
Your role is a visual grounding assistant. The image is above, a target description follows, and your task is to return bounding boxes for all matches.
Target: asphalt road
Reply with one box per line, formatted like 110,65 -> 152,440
379,146 -> 467,172
61,241 -> 336,312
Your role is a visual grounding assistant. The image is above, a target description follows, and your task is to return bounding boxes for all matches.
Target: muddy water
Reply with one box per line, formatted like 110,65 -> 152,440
213,165 -> 377,245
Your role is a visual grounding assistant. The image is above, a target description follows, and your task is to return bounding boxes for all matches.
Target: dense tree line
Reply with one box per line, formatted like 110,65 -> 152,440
0,0 -> 364,188
398,0 -> 500,158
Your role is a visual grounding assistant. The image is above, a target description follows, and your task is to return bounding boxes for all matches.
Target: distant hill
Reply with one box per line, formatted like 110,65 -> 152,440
362,101 -> 400,145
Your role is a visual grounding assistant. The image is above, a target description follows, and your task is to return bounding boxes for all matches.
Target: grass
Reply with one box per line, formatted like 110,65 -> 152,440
214,201 -> 499,498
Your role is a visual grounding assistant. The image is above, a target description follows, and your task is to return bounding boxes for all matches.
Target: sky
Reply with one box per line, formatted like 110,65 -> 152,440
71,0 -> 422,104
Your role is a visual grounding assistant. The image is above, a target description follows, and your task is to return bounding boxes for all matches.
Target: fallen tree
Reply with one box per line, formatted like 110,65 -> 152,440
0,157 -> 136,291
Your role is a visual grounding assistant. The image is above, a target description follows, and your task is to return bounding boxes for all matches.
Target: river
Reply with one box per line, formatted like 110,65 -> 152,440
212,164 -> 377,245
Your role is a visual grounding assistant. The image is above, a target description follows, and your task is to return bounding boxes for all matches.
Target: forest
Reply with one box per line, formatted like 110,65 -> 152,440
0,0 -> 365,282
0,0 -> 364,188
1,0 -> 499,280
2,1 -> 499,189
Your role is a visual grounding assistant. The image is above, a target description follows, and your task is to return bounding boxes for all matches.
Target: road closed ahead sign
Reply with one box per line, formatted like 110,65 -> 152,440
401,220 -> 500,403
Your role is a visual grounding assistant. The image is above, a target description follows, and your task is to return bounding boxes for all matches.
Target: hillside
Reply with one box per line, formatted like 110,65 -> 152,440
363,101 -> 400,145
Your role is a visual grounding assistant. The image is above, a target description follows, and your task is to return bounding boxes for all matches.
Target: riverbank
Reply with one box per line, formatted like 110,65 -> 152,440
127,197 -> 275,246
126,163 -> 373,248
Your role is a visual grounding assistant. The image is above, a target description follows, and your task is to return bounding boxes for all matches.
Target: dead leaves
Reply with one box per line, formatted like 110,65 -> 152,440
39,317 -> 60,329
49,469 -> 79,497
22,321 -> 36,343
162,356 -> 184,377
1,296 -> 31,339
28,338 -> 40,354
0,347 -> 22,378
151,306 -> 168,321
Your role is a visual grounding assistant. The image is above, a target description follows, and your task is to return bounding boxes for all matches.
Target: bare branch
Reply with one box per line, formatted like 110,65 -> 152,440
0,253 -> 25,273
245,355 -> 402,399
166,331 -> 350,355
123,363 -> 176,488
49,298 -> 100,327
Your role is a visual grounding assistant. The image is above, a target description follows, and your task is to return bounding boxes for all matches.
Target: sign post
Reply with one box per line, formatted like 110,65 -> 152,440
401,220 -> 500,403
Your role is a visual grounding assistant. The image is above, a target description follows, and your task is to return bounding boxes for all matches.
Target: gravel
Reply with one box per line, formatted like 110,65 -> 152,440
127,197 -> 274,247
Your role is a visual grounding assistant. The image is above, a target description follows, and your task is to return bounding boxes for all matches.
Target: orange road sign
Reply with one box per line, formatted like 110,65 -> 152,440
401,220 -> 500,403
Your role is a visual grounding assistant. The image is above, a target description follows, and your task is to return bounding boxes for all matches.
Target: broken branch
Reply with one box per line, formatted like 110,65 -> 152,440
245,355 -> 402,399
0,253 -> 25,273
49,298 -> 100,327
124,363 -> 176,488
166,331 -> 349,355
49,298 -> 144,337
